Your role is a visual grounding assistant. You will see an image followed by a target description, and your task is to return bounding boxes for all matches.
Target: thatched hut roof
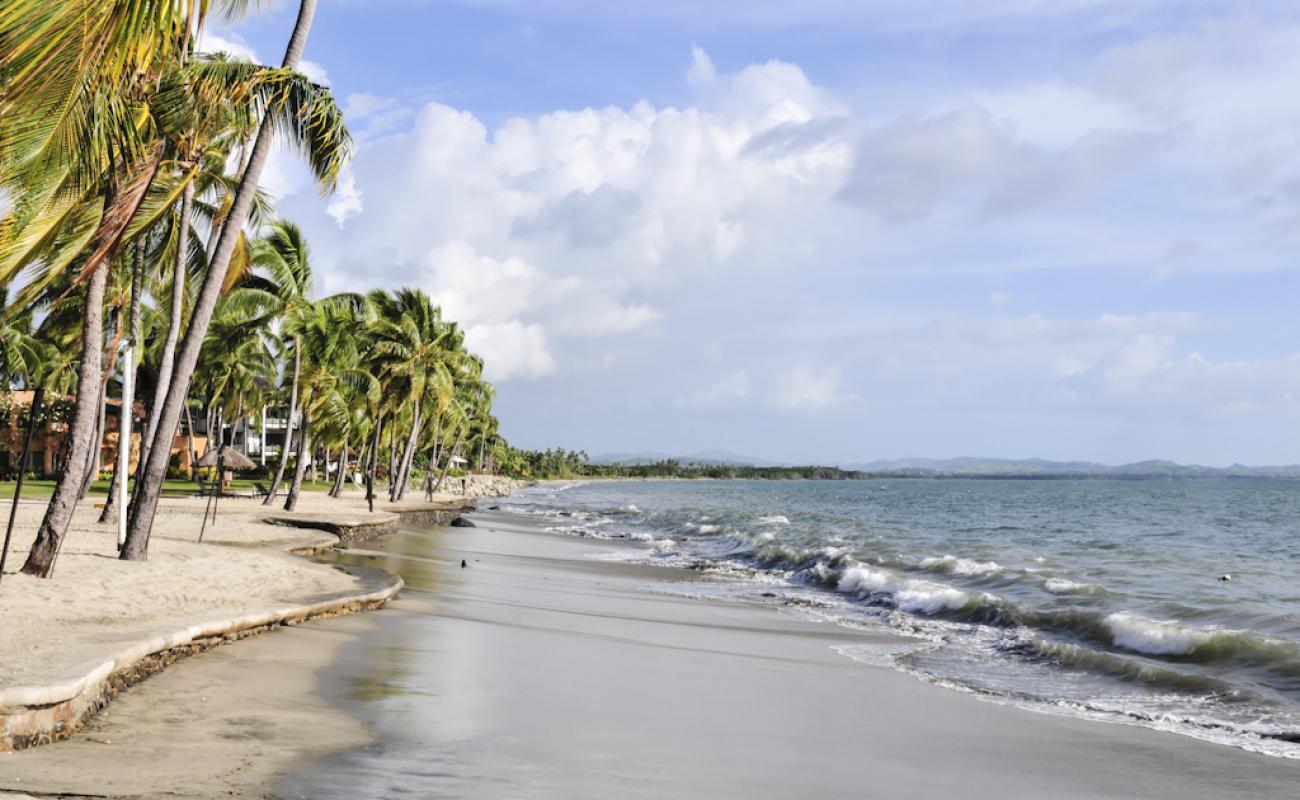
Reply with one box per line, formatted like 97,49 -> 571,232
196,445 -> 257,470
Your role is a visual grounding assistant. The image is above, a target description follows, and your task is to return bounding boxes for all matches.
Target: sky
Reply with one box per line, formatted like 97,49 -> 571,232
209,0 -> 1300,466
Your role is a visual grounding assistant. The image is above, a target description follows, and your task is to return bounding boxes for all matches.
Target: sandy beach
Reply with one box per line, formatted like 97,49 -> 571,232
6,501 -> 1295,798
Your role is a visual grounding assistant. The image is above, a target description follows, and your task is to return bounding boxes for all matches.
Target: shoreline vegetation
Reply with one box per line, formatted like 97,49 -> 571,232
493,448 -> 1300,481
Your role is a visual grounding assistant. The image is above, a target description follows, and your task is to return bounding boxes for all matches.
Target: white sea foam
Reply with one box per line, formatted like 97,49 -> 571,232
1105,612 -> 1212,656
1045,578 -> 1100,594
698,524 -> 720,533
920,555 -> 1001,576
759,515 -> 790,525
837,565 -> 972,615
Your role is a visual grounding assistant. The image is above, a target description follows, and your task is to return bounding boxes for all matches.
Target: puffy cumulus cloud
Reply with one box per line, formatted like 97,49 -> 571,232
310,47 -> 852,380
769,366 -> 850,411
676,370 -> 750,408
465,321 -> 556,381
325,172 -> 363,227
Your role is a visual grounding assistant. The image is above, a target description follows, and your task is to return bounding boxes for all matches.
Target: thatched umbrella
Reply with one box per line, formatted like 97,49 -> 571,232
196,445 -> 257,470
197,446 -> 257,542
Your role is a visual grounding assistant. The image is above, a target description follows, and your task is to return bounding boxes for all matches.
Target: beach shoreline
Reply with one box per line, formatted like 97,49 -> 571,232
0,478 -> 524,756
4,488 -> 1297,798
290,506 -> 1300,798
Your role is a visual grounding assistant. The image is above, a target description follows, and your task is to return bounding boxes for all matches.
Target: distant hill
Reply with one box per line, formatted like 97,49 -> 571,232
590,450 -> 779,467
590,452 -> 1300,479
843,457 -> 1300,479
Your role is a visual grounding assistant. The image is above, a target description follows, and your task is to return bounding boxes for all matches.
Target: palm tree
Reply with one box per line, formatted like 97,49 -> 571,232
2,1 -> 347,573
126,0 -> 350,560
368,290 -> 459,502
240,220 -> 317,504
280,299 -> 376,511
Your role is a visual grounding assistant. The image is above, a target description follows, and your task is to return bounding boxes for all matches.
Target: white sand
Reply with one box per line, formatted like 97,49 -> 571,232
0,488 -> 463,689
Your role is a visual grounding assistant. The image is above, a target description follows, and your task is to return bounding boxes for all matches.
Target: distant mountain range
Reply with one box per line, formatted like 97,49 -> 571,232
589,452 -> 1300,479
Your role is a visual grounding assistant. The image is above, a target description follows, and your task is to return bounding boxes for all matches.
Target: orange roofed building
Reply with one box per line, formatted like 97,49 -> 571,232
0,391 -> 203,479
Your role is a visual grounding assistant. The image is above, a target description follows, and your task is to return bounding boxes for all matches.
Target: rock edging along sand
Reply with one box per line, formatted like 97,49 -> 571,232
0,500 -> 477,752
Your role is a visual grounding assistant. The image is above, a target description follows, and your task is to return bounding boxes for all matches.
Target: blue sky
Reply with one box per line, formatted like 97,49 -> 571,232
212,1 -> 1300,466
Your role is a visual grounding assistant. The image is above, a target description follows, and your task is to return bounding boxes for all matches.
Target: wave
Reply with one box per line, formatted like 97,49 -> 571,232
1001,636 -> 1240,696
759,514 -> 791,525
1044,577 -> 1104,595
837,565 -> 980,615
1103,613 -> 1300,673
919,554 -> 1002,577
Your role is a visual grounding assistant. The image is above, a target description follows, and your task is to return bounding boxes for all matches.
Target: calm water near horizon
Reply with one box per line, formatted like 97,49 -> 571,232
504,478 -> 1300,757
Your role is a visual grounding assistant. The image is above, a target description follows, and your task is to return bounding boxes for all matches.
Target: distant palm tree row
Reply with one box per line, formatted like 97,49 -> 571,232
0,2 -> 501,578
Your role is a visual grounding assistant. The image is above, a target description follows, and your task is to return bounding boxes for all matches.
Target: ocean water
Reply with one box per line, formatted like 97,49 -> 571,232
503,478 -> 1300,757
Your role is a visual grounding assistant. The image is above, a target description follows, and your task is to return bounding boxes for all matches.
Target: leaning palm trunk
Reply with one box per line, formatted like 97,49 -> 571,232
263,339 -> 300,504
78,379 -> 108,499
284,399 -> 312,512
387,424 -> 399,495
431,426 -> 466,496
329,439 -> 348,497
366,410 -> 383,512
393,400 -> 422,502
124,0 -> 319,560
101,244 -> 146,523
140,181 -> 194,472
20,262 -> 111,577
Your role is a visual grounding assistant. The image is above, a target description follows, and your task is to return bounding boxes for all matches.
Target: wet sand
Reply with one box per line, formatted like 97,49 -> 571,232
0,614 -> 376,799
5,509 -> 1298,798
285,511 -> 1299,799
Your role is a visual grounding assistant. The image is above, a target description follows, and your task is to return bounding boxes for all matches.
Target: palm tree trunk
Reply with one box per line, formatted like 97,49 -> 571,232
123,0 -> 318,560
140,181 -> 193,472
387,422 -> 399,496
432,426 -> 466,495
263,339 -> 300,504
284,397 -> 312,512
101,244 -> 145,523
366,410 -> 383,512
20,260 -> 110,577
185,403 -> 198,480
329,439 -> 348,497
1,388 -> 44,585
79,380 -> 108,499
393,400 -> 422,502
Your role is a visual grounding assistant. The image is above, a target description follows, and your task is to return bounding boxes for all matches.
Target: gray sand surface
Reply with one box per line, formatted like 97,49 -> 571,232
6,508 -> 1298,798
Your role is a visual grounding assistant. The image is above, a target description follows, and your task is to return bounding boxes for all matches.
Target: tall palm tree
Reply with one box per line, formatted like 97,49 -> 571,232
125,0 -> 349,560
368,290 -> 459,502
240,220 -> 316,504
3,1 -> 347,573
280,299 -> 376,511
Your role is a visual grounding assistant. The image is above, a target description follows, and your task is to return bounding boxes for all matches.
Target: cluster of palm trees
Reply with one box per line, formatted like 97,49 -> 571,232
0,1 -> 501,578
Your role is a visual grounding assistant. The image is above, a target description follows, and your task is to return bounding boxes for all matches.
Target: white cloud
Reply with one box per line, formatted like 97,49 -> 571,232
687,44 -> 718,90
325,171 -> 363,227
299,59 -> 330,85
198,31 -> 257,61
769,365 -> 849,411
466,321 -> 556,380
311,48 -> 849,380
676,370 -> 750,408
